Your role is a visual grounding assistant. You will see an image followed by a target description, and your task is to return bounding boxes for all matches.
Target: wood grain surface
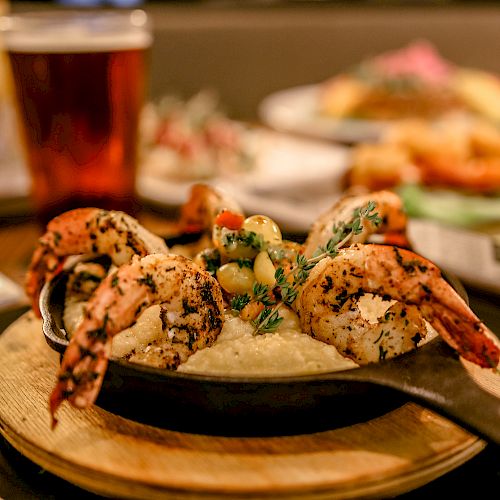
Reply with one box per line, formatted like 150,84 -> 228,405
0,313 -> 486,499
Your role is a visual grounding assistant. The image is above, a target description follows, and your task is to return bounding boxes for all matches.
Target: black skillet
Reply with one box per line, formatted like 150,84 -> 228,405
39,236 -> 500,443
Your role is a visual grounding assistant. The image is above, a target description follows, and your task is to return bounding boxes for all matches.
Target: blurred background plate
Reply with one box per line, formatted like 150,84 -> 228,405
409,218 -> 500,295
229,129 -> 350,194
137,130 -> 350,232
259,84 -> 389,144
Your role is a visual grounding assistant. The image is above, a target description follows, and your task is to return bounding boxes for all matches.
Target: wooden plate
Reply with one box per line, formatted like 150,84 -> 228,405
0,313 -> 485,499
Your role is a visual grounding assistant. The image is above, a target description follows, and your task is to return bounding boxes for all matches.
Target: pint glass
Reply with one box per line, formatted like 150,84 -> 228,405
1,10 -> 151,224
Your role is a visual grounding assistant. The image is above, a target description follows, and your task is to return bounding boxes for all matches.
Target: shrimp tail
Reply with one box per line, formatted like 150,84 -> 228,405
26,245 -> 65,317
431,303 -> 500,369
49,382 -> 67,429
49,389 -> 61,429
49,331 -> 112,424
26,208 -> 169,317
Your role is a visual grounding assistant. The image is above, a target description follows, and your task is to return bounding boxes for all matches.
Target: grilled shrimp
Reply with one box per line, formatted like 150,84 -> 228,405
296,244 -> 500,369
315,296 -> 430,364
121,303 -> 216,370
63,261 -> 109,336
303,190 -> 409,257
49,253 -> 224,426
65,261 -> 108,303
26,208 -> 168,315
178,183 -> 243,234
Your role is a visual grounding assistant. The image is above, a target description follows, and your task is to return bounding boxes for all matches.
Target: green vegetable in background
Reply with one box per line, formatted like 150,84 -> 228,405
398,184 -> 500,227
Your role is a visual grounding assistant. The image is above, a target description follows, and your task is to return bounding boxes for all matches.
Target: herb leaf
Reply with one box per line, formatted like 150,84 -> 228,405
249,201 -> 380,334
231,293 -> 251,313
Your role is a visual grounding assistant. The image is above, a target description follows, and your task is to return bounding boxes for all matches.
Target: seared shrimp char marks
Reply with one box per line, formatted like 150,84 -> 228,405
125,302 -> 218,370
303,190 -> 409,257
316,297 -> 429,364
26,208 -> 168,315
296,244 -> 500,369
65,261 -> 108,303
49,254 -> 224,425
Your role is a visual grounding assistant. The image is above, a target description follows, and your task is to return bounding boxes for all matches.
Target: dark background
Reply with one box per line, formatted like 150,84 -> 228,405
7,1 -> 500,121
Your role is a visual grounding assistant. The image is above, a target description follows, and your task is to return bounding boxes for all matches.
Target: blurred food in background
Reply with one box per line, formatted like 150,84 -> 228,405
259,39 -> 500,144
140,91 -> 257,181
348,116 -> 500,227
319,40 -> 500,124
349,117 -> 500,192
137,90 -> 351,232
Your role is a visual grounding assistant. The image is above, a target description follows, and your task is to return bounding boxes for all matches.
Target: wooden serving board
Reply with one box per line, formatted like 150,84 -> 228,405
0,313 -> 485,499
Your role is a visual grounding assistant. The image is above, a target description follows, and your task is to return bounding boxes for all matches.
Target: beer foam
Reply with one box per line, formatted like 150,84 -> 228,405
5,29 -> 152,53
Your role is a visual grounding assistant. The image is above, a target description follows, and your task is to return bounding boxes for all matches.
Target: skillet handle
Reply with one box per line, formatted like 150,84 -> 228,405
336,338 -> 500,445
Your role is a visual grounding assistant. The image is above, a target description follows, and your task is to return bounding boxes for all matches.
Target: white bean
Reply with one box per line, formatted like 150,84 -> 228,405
253,251 -> 276,286
242,215 -> 282,245
216,262 -> 255,294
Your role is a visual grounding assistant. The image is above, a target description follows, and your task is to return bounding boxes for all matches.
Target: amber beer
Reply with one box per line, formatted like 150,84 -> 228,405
3,11 -> 151,224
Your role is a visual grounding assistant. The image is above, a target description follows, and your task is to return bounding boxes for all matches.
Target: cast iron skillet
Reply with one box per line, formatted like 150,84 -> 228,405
39,239 -> 500,442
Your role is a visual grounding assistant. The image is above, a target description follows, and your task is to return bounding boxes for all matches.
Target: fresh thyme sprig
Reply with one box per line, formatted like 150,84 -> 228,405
312,201 -> 382,259
230,293 -> 251,314
245,201 -> 382,334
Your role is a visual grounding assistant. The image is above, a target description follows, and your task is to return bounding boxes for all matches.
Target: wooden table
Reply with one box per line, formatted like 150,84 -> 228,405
0,207 -> 498,498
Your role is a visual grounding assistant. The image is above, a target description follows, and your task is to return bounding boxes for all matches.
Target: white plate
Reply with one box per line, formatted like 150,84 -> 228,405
232,129 -> 350,194
259,84 -> 389,144
140,128 -> 351,195
0,272 -> 26,310
409,219 -> 500,295
138,130 -> 350,232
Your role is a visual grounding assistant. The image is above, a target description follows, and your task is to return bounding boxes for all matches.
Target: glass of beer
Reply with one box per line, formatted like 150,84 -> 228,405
0,9 -> 151,224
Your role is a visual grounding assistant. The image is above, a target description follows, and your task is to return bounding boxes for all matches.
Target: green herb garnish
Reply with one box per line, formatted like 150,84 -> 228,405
230,293 -> 251,314
238,201 -> 381,335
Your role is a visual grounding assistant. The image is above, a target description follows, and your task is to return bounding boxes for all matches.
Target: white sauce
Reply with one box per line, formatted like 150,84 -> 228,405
63,300 -> 86,339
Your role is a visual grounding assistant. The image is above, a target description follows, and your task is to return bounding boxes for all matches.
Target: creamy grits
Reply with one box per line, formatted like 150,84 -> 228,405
64,298 -> 358,375
178,308 -> 358,376
63,292 -> 436,377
